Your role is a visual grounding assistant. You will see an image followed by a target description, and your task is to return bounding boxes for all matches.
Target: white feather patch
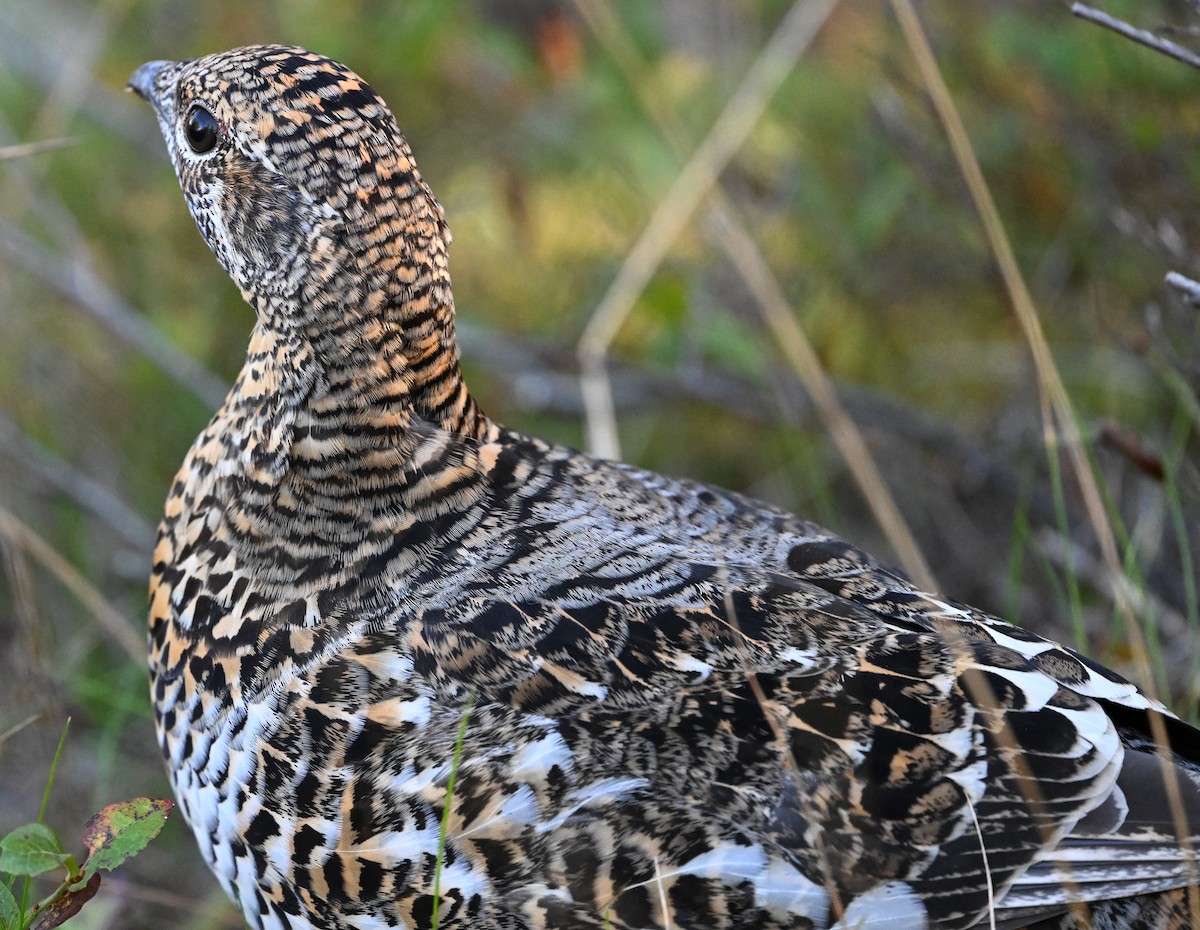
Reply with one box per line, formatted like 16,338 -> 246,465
834,882 -> 928,929
509,729 -> 574,779
536,777 -> 649,834
754,855 -> 830,921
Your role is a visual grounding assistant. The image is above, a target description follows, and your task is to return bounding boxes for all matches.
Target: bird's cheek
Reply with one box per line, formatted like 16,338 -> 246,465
226,189 -> 327,300
179,177 -> 238,278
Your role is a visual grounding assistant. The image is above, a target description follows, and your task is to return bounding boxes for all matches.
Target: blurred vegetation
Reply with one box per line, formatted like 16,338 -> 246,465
1,1 -> 1199,926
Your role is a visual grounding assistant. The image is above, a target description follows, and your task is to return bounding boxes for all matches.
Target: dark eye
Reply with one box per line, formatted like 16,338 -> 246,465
184,103 -> 219,154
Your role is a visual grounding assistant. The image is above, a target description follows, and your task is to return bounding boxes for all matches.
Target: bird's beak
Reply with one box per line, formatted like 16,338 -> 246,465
127,60 -> 171,106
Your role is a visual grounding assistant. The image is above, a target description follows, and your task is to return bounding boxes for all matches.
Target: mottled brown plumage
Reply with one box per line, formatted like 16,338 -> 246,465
129,45 -> 1200,930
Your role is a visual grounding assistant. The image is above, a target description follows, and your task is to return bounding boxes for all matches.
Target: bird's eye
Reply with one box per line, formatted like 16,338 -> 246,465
184,103 -> 219,154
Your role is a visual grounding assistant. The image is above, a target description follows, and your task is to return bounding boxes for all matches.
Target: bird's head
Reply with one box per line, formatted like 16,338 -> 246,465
128,45 -> 451,328
128,45 -> 485,444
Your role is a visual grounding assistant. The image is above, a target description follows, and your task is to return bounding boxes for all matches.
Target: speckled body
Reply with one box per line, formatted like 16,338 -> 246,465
130,46 -> 1200,930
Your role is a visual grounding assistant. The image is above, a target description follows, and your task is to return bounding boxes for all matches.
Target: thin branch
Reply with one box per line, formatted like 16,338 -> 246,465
0,219 -> 229,408
0,137 -> 78,161
0,504 -> 143,661
0,411 -> 155,551
576,0 -> 840,460
1072,3 -> 1200,70
0,713 -> 41,747
572,0 -> 935,588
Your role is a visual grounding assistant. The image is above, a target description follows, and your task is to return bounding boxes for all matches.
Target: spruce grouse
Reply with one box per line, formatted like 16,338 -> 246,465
129,45 -> 1200,930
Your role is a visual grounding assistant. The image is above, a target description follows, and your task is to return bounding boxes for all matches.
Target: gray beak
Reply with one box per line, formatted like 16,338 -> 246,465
127,60 -> 171,105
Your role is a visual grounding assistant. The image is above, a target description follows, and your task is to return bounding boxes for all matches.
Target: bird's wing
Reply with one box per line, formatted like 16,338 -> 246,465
551,449 -> 1158,717
987,716 -> 1200,928
774,535 -> 1200,926
404,540 -> 1128,929
374,432 -> 1200,930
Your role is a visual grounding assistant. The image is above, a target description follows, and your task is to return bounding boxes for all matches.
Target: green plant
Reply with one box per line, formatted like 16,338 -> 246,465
0,722 -> 172,930
431,691 -> 475,930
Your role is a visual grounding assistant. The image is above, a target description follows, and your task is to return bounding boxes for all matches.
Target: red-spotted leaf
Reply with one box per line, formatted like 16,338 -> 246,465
29,872 -> 101,930
80,798 -> 173,879
0,824 -> 69,877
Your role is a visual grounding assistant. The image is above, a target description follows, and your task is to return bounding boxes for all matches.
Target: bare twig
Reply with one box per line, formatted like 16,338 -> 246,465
0,219 -> 229,407
0,504 -> 143,661
0,411 -> 155,551
572,0 -> 936,588
1072,3 -> 1200,70
0,713 -> 41,747
0,137 -> 78,161
576,0 -> 839,460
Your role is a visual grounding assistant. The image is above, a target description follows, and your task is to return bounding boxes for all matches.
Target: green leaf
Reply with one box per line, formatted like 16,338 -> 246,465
80,798 -> 173,879
0,882 -> 21,930
0,824 -> 68,877
37,720 -> 70,828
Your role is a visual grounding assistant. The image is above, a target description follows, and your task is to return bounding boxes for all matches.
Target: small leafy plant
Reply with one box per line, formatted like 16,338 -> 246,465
0,722 -> 173,930
0,799 -> 174,930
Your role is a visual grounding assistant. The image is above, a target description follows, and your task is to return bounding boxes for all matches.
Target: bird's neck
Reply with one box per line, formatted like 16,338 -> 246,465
324,158 -> 490,439
305,290 -> 488,439
228,277 -> 492,489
